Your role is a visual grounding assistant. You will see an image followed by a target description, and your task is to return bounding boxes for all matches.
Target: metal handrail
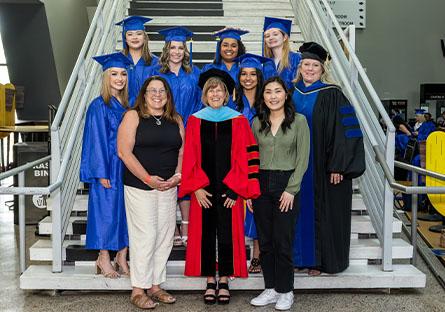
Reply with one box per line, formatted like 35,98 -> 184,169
51,0 -> 106,130
373,146 -> 445,194
0,155 -> 51,181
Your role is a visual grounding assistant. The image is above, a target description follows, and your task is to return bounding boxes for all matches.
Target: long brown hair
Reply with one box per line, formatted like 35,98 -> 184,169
100,68 -> 129,108
133,76 -> 181,124
123,31 -> 154,65
159,41 -> 192,74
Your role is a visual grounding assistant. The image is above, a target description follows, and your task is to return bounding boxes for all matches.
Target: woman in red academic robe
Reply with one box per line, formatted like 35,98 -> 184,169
178,68 -> 260,305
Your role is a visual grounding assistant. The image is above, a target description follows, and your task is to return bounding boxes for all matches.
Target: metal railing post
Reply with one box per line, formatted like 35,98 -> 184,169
411,170 -> 418,266
382,132 -> 395,271
50,129 -> 62,273
18,171 -> 26,274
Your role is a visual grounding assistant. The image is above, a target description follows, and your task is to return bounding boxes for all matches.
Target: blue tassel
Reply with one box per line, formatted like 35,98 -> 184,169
189,39 -> 193,65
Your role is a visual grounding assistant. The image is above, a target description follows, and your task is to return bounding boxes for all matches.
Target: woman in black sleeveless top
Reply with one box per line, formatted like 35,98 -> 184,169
117,76 -> 184,309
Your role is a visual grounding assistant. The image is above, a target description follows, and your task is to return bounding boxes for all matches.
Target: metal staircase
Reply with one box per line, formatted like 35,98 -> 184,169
0,0 -> 430,290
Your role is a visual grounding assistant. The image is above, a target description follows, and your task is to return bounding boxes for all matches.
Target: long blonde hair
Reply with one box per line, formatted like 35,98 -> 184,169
263,30 -> 290,72
159,41 -> 192,74
100,69 -> 129,108
123,31 -> 154,65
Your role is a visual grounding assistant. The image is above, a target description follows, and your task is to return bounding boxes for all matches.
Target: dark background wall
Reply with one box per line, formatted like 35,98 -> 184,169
0,2 -> 60,121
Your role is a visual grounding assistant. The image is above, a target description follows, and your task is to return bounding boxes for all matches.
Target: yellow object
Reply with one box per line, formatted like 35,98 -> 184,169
426,131 -> 445,216
0,83 -> 15,139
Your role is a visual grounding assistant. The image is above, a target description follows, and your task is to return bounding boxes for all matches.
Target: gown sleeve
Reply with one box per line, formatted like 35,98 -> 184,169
80,99 -> 110,183
285,114 -> 310,195
178,116 -> 210,197
223,116 -> 261,199
323,88 -> 366,179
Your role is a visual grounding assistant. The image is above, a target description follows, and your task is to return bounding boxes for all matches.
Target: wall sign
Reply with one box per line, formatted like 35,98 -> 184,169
324,0 -> 366,29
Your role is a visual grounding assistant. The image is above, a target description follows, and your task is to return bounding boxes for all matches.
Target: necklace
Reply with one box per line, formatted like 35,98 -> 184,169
152,115 -> 162,126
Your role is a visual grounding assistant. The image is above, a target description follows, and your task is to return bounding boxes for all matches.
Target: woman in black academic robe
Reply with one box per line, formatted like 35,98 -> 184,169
291,42 -> 365,275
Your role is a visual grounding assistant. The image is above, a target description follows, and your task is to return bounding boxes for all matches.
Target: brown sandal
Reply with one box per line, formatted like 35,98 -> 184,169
150,289 -> 176,304
130,293 -> 158,309
248,258 -> 262,273
308,269 -> 321,276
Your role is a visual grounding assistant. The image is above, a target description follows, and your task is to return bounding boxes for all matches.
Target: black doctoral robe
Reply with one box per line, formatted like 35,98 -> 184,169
292,80 -> 365,273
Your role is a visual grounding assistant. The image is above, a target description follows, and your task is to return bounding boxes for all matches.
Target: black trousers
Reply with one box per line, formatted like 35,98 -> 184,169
201,191 -> 234,277
253,170 -> 300,293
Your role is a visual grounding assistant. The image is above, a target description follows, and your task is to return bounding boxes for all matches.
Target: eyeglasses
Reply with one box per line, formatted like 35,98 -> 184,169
146,88 -> 166,95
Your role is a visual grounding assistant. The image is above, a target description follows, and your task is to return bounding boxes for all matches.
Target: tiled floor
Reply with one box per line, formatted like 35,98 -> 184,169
1,192 -> 445,312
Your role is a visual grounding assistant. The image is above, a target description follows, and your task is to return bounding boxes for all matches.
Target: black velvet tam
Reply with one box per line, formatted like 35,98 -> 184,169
198,68 -> 235,94
299,42 -> 328,63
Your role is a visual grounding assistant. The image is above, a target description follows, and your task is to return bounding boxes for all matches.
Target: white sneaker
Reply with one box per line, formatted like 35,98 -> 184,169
250,288 -> 280,306
275,291 -> 294,311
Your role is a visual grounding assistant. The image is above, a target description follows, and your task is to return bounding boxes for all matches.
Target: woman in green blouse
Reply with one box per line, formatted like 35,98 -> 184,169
249,76 -> 309,311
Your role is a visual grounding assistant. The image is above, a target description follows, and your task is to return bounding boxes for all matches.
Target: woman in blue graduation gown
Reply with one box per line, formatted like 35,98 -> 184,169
116,16 -> 159,103
262,17 -> 301,91
291,42 -> 365,274
234,53 -> 269,274
202,28 -> 248,108
150,26 -> 202,127
80,52 -> 132,278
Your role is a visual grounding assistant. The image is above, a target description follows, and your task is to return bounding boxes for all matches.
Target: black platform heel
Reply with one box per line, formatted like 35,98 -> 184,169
203,282 -> 217,305
217,281 -> 230,305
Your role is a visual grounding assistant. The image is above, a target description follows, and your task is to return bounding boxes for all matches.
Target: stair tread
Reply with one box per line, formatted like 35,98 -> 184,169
30,238 -> 413,261
20,264 -> 426,290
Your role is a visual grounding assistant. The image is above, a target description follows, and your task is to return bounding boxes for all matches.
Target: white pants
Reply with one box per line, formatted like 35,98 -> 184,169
124,185 -> 177,289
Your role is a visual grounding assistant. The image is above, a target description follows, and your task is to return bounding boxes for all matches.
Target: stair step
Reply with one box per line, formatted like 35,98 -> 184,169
140,16 -> 300,27
49,193 -> 365,213
20,264 -> 426,290
38,213 -> 389,236
129,8 -> 224,16
131,2 -> 223,9
29,238 -> 411,262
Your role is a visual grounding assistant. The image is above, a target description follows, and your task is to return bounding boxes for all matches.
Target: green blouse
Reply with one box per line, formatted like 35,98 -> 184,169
252,113 -> 310,194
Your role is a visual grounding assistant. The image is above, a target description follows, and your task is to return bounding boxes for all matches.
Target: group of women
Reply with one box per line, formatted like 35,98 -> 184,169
80,15 -> 365,311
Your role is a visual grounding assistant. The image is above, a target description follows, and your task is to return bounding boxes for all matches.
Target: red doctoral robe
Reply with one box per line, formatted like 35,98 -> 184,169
178,115 -> 260,277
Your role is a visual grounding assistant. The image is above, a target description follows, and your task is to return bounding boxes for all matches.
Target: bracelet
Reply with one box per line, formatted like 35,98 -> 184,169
143,175 -> 152,185
173,173 -> 182,179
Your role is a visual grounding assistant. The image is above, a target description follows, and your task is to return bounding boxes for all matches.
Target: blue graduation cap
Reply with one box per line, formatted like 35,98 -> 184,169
158,26 -> 195,64
415,108 -> 426,115
213,29 -> 249,41
158,26 -> 193,42
263,17 -> 292,36
116,16 -> 152,49
213,28 -> 249,63
234,53 -> 272,70
93,52 -> 133,71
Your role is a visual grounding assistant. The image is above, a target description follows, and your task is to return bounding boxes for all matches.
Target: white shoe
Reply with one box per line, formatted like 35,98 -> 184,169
250,288 -> 280,306
275,291 -> 294,311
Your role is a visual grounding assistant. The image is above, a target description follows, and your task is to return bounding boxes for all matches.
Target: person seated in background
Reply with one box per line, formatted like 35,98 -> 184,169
416,112 -> 436,142
436,110 -> 445,128
411,108 -> 425,135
